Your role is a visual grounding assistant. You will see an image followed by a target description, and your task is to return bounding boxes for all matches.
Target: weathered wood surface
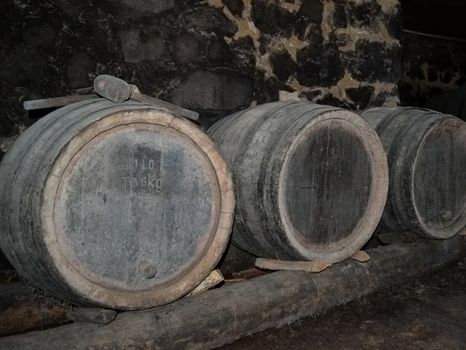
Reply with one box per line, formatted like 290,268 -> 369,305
0,98 -> 234,309
361,107 -> 466,238
225,268 -> 267,281
0,282 -> 120,336
66,308 -> 117,325
209,102 -> 388,263
187,269 -> 224,296
1,237 -> 463,350
255,258 -> 331,273
23,94 -> 97,111
131,91 -> 199,121
0,283 -> 71,336
351,250 -> 371,262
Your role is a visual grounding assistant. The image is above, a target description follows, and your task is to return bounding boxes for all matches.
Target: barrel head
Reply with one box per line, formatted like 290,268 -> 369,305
282,119 -> 372,245
413,118 -> 466,237
37,105 -> 234,309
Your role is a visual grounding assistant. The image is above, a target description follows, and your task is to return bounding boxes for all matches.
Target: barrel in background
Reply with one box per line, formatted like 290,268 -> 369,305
0,98 -> 235,309
361,107 -> 466,238
209,102 -> 388,263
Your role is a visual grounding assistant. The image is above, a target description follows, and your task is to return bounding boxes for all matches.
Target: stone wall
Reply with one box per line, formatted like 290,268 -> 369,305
399,32 -> 466,107
0,0 -> 401,159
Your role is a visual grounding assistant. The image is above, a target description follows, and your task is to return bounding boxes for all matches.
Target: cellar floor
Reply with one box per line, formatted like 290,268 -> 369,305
221,256 -> 466,350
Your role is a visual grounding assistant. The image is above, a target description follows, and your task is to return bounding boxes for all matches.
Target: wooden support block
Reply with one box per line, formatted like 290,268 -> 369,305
255,258 -> 331,273
187,269 -> 224,296
1,237 -> 464,350
351,250 -> 371,262
23,94 -> 97,111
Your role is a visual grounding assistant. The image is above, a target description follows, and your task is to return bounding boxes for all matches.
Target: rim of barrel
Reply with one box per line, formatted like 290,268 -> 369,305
278,109 -> 389,262
411,116 -> 466,238
41,107 -> 235,309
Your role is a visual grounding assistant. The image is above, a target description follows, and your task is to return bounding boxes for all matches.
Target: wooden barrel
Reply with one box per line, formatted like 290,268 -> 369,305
360,107 -> 466,238
208,102 -> 388,263
0,98 -> 234,309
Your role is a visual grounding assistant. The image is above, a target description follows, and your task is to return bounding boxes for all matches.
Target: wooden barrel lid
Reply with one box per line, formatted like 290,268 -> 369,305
41,108 -> 234,309
412,117 -> 466,237
278,110 -> 388,262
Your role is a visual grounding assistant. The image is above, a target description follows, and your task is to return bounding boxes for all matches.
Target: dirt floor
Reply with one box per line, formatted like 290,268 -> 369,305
221,257 -> 466,350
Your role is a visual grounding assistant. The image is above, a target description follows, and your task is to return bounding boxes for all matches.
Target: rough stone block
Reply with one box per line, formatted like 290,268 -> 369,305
118,28 -> 165,63
66,53 -> 95,89
171,70 -> 253,111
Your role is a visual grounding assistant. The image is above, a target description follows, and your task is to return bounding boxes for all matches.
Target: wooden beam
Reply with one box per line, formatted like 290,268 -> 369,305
131,91 -> 199,121
0,283 -> 71,337
1,237 -> 464,349
255,258 -> 331,273
23,95 -> 97,111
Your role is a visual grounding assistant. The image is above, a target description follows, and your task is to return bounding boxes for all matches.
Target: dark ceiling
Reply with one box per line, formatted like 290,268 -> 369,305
401,0 -> 466,40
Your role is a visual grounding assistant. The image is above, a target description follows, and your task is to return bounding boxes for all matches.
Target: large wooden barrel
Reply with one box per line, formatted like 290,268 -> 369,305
0,98 -> 234,309
360,107 -> 466,238
208,102 -> 388,263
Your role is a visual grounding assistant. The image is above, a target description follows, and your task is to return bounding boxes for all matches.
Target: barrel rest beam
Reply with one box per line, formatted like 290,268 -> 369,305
1,236 -> 464,350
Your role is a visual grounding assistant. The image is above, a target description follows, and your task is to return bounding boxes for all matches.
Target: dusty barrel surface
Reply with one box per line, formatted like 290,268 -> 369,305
361,107 -> 466,238
0,98 -> 234,309
209,102 -> 388,263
